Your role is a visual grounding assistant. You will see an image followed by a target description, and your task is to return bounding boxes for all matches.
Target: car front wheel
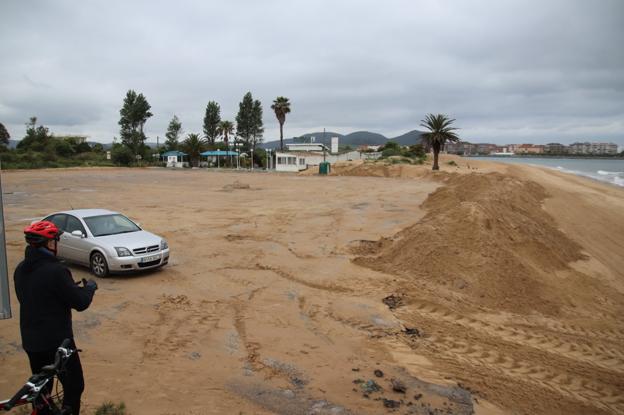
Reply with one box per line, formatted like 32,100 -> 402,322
90,252 -> 109,277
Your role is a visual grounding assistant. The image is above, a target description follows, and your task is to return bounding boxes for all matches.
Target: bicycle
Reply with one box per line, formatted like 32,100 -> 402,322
1,339 -> 77,414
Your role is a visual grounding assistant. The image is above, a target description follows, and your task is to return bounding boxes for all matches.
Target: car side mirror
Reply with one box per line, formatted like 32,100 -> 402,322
71,230 -> 85,238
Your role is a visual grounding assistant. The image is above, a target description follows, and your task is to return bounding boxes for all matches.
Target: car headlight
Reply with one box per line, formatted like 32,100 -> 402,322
160,239 -> 168,250
115,247 -> 133,257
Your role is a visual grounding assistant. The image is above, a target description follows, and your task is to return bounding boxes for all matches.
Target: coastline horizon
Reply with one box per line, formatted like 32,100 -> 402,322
467,156 -> 624,187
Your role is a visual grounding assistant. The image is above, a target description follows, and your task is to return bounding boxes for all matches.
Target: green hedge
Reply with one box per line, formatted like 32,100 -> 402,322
0,151 -> 115,169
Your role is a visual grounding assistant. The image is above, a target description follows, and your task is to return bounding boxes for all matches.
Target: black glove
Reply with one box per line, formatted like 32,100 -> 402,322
83,278 -> 98,292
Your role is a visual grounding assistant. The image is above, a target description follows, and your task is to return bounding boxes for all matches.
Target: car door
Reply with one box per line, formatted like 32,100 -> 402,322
43,214 -> 70,260
62,215 -> 91,265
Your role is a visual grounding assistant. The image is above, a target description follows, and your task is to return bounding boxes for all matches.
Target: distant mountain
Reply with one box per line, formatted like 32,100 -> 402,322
7,133 -> 425,152
342,131 -> 387,146
390,130 -> 425,146
300,132 -> 344,142
260,130 -> 425,149
260,132 -> 343,149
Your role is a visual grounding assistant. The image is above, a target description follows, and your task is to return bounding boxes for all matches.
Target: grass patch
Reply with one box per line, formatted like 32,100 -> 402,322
95,402 -> 127,415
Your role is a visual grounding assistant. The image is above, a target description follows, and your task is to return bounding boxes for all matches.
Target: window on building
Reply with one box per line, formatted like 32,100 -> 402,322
277,157 -> 285,164
299,158 -> 305,165
288,157 -> 296,165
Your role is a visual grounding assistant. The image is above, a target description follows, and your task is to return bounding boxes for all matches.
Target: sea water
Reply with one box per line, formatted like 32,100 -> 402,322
467,157 -> 624,188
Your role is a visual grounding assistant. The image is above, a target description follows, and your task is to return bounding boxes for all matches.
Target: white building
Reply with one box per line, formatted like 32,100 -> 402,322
590,142 -> 618,155
274,150 -> 364,172
331,136 -> 339,154
160,150 -> 189,168
275,152 -> 308,172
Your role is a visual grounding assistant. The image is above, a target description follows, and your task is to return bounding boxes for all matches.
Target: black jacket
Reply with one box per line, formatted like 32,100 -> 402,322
14,246 -> 95,352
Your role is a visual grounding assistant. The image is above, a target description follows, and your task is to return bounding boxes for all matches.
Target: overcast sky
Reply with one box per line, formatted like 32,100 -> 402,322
1,0 -> 623,145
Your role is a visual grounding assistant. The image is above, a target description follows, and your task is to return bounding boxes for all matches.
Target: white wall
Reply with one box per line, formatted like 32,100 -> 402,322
331,137 -> 339,154
274,150 -> 365,171
275,153 -> 305,172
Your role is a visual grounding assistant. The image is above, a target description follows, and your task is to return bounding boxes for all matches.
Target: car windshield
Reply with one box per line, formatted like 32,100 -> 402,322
83,214 -> 141,237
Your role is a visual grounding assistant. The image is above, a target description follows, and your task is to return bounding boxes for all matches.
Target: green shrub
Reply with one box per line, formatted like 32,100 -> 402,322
95,402 -> 127,415
111,145 -> 134,166
403,144 -> 426,158
447,160 -> 458,166
381,147 -> 402,158
54,139 -> 75,157
382,141 -> 401,151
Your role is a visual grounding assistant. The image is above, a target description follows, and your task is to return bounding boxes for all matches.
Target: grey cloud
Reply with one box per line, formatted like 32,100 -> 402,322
0,0 -> 622,144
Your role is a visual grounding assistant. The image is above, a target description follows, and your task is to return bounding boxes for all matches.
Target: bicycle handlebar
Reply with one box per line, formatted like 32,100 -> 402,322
51,338 -> 73,371
2,384 -> 31,411
2,338 -> 76,411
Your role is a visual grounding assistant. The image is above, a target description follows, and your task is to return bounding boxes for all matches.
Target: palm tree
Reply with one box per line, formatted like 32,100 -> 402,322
420,114 -> 460,171
271,97 -> 291,151
217,120 -> 235,148
217,120 -> 235,166
183,133 -> 206,167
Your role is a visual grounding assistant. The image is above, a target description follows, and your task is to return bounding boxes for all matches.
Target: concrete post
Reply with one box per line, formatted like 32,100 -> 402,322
0,160 -> 12,319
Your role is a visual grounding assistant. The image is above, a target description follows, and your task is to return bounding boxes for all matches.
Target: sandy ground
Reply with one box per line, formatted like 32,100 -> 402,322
0,157 -> 623,414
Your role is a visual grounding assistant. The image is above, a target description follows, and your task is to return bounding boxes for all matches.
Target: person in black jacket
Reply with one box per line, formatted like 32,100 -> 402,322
14,221 -> 97,415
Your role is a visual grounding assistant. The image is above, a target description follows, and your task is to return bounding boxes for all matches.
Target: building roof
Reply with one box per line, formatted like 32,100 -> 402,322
286,143 -> 329,151
161,150 -> 187,157
275,151 -> 325,157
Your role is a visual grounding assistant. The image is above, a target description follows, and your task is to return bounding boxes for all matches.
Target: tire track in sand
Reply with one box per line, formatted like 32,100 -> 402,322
395,299 -> 624,414
419,332 -> 624,414
398,299 -> 624,373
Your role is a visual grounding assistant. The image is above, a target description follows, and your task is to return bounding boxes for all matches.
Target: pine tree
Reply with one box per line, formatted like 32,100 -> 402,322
0,122 -> 10,147
118,90 -> 153,158
165,115 -> 183,151
236,92 -> 255,150
203,101 -> 221,145
250,99 -> 264,157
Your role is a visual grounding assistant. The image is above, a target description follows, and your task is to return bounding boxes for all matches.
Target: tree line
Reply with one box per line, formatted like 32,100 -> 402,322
1,92 -> 493,171
0,117 -> 109,169
0,91 -> 292,168
117,90 -> 292,167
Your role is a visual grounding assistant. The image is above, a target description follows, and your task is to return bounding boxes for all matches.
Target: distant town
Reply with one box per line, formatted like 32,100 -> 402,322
442,141 -> 620,156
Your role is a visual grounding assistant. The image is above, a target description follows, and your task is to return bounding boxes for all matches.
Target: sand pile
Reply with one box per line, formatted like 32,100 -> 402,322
222,180 -> 252,191
354,172 -> 589,315
329,160 -> 430,179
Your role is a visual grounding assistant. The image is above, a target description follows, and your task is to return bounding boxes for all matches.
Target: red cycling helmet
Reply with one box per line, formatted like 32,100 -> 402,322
24,221 -> 63,245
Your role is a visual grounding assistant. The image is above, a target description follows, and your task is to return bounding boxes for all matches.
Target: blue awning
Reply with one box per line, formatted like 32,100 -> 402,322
200,150 -> 239,156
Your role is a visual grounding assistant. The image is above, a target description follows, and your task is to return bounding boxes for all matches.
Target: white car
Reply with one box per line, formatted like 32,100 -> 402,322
42,209 -> 170,277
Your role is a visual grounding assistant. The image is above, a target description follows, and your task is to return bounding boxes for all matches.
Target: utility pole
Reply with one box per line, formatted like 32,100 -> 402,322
323,128 -> 326,162
0,158 -> 12,319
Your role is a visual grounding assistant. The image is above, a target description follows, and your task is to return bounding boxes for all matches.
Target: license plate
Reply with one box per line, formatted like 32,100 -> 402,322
141,254 -> 160,263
